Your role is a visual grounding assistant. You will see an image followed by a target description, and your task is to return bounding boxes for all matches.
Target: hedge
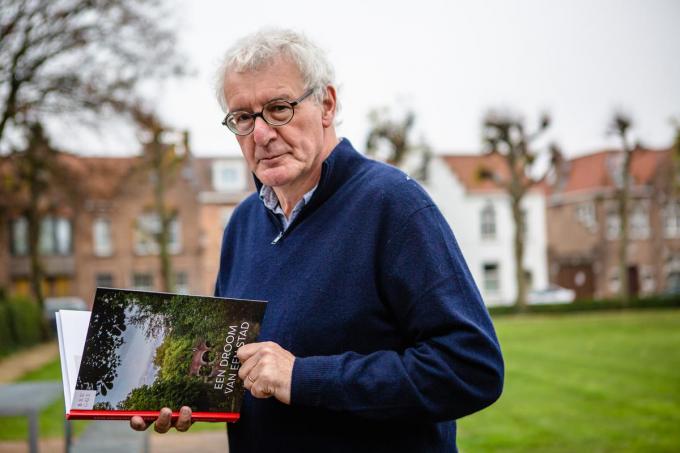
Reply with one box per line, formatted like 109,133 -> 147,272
488,293 -> 680,316
0,295 -> 43,358
0,302 -> 13,357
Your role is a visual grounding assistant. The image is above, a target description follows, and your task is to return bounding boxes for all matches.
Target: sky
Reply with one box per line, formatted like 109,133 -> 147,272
57,0 -> 680,159
94,306 -> 163,407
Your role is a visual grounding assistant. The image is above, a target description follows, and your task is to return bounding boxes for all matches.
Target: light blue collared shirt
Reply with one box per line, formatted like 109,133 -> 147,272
259,185 -> 317,231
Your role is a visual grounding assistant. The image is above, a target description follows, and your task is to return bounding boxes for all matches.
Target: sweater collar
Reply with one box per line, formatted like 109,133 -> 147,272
252,137 -> 364,209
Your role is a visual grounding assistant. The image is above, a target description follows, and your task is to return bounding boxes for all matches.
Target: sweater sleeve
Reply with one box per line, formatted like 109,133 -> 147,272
290,204 -> 504,422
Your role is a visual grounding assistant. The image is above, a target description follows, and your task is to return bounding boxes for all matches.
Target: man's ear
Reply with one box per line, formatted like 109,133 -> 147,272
320,85 -> 337,128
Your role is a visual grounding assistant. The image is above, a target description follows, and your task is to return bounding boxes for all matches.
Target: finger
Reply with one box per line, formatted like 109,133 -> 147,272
236,342 -> 262,362
154,407 -> 173,433
130,415 -> 148,431
238,350 -> 262,382
243,358 -> 275,397
175,406 -> 192,432
249,380 -> 274,399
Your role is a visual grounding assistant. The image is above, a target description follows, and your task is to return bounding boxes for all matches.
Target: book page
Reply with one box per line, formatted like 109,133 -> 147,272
56,310 -> 91,413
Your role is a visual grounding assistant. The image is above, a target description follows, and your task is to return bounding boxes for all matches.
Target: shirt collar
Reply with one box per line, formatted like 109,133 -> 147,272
258,184 -> 317,214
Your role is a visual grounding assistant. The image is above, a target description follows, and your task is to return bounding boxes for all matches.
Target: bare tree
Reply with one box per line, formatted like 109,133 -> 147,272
0,0 -> 186,304
0,123 -> 85,334
132,106 -> 189,293
0,0 -> 184,148
365,107 -> 431,181
608,113 -> 634,302
480,110 -> 561,310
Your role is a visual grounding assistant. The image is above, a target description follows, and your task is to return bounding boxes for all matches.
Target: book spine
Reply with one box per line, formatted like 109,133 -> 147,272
66,410 -> 240,423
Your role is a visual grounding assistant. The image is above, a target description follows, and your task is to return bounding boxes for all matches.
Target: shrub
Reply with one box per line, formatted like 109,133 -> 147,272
0,299 -> 15,357
5,295 -> 43,348
489,293 -> 680,317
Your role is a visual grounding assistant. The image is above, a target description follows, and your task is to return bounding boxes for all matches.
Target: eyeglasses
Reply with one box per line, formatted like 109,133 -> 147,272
221,89 -> 315,136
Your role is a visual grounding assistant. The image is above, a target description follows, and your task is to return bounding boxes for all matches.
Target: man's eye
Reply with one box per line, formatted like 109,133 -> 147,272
233,113 -> 253,123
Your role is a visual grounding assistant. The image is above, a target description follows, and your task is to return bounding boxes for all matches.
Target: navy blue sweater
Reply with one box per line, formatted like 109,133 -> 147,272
215,139 -> 504,452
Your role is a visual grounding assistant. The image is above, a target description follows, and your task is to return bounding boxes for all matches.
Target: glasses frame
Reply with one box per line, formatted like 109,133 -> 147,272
221,89 -> 315,136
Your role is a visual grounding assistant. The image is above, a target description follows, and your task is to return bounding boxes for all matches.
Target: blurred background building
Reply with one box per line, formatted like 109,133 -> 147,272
0,149 -> 251,304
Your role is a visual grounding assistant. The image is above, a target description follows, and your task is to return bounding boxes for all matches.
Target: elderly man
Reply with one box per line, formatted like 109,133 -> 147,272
132,29 -> 504,452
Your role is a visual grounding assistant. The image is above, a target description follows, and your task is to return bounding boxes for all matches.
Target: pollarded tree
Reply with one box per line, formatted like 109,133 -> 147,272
131,106 -> 190,293
365,107 -> 431,181
607,113 -> 635,301
480,110 -> 562,310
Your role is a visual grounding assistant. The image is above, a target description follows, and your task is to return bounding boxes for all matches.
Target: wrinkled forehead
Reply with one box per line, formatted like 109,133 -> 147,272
223,55 -> 305,96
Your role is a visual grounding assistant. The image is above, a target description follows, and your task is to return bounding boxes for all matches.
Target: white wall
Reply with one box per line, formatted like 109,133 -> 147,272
425,157 -> 548,306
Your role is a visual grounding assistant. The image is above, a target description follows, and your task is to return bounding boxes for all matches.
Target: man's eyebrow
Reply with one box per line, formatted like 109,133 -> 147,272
229,92 -> 296,112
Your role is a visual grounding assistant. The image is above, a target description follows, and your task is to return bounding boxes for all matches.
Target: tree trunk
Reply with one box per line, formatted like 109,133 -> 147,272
24,145 -> 45,311
27,208 -> 44,309
618,150 -> 632,303
512,195 -> 527,311
152,137 -> 173,293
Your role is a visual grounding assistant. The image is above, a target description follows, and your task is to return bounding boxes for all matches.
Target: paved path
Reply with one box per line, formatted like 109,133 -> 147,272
150,430 -> 229,453
0,342 -> 59,383
0,430 -> 229,453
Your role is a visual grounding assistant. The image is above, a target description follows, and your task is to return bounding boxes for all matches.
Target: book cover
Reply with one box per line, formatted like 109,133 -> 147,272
57,287 -> 267,423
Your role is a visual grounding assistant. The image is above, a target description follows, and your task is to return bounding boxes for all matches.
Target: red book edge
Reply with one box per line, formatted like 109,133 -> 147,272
67,409 -> 239,423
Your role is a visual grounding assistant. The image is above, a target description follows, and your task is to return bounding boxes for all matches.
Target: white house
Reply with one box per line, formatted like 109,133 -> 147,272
424,154 -> 549,306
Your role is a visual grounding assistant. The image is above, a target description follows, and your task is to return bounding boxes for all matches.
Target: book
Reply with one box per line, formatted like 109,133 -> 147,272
56,287 -> 267,423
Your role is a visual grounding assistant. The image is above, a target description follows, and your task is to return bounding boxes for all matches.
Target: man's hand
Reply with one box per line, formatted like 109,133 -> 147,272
237,341 -> 295,404
130,406 -> 192,433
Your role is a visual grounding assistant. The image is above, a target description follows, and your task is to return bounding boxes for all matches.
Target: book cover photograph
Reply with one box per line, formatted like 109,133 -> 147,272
57,288 -> 267,422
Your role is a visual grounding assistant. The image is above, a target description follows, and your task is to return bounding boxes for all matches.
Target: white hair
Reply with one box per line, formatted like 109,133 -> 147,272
214,28 -> 340,116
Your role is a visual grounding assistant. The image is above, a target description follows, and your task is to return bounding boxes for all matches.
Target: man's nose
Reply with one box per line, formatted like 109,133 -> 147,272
252,117 -> 275,146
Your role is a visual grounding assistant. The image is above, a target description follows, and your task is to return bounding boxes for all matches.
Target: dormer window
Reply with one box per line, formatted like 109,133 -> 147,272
212,160 -> 246,192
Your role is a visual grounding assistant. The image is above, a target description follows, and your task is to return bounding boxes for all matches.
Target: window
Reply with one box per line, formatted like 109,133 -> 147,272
483,263 -> 500,293
606,211 -> 620,240
11,218 -> 28,256
667,272 -> 680,294
630,203 -> 650,240
132,273 -> 154,291
480,204 -> 496,240
640,266 -> 655,294
93,218 -> 113,257
38,216 -> 72,255
665,256 -> 680,294
212,160 -> 246,192
11,216 -> 71,256
175,272 -> 189,294
39,217 -> 55,254
608,269 -> 620,293
96,273 -> 114,288
134,212 -> 181,256
520,209 -> 528,238
664,201 -> 680,239
575,202 -> 597,232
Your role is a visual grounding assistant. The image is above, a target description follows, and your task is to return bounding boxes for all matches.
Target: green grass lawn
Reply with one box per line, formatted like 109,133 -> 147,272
2,309 -> 679,449
457,309 -> 680,452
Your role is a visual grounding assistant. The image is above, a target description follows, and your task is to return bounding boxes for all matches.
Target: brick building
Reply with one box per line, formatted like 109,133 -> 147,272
0,151 -> 251,304
546,147 -> 679,299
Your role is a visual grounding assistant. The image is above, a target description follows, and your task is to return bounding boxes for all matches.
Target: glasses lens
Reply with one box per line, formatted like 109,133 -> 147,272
226,112 -> 254,135
263,100 -> 294,125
